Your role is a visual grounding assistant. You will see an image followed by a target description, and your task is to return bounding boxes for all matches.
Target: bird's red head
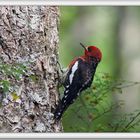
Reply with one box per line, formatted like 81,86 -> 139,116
80,43 -> 102,62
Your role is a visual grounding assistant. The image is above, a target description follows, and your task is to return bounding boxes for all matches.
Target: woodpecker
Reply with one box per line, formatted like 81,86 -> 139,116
54,43 -> 102,120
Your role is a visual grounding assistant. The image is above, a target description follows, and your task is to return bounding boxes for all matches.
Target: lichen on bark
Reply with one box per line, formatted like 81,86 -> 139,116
0,6 -> 62,132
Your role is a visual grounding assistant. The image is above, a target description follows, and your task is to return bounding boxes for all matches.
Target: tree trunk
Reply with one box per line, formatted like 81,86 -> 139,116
0,6 -> 62,132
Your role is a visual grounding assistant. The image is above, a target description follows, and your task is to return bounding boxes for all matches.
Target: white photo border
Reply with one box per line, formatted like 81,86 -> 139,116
0,0 -> 140,5
0,133 -> 140,138
0,0 -> 140,138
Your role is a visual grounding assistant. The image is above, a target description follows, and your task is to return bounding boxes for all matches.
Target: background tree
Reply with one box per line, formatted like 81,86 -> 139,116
0,6 -> 62,132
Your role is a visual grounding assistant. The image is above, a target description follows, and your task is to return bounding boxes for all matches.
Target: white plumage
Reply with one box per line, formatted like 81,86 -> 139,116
69,61 -> 78,84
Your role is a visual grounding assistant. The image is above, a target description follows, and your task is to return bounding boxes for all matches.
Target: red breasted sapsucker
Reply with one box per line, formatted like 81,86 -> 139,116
54,43 -> 102,120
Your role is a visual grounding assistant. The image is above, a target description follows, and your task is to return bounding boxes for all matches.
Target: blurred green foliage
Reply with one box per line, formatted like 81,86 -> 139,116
59,6 -> 140,132
60,72 -> 140,132
62,72 -> 119,132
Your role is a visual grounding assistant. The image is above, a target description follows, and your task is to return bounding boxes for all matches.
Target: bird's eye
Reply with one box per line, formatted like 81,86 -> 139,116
88,47 -> 92,52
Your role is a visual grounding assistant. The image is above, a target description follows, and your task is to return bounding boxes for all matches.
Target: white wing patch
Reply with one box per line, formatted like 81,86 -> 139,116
69,61 -> 78,84
65,90 -> 69,93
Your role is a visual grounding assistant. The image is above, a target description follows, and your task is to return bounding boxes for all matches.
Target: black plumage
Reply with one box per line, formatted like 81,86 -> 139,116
54,57 -> 98,120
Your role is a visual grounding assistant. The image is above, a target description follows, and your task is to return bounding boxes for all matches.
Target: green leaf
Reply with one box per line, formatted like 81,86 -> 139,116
0,80 -> 10,93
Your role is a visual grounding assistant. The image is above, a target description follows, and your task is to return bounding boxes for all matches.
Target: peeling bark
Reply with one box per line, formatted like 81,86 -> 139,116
0,6 -> 62,132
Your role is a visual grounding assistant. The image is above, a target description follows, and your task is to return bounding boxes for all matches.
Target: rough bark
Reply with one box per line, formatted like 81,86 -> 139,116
0,6 -> 62,132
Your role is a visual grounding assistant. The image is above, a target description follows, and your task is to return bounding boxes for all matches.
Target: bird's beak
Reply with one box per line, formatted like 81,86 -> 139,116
80,43 -> 87,51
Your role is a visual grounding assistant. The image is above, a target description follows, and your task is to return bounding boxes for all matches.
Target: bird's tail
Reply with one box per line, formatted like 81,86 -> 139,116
54,101 -> 65,121
54,90 -> 77,121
